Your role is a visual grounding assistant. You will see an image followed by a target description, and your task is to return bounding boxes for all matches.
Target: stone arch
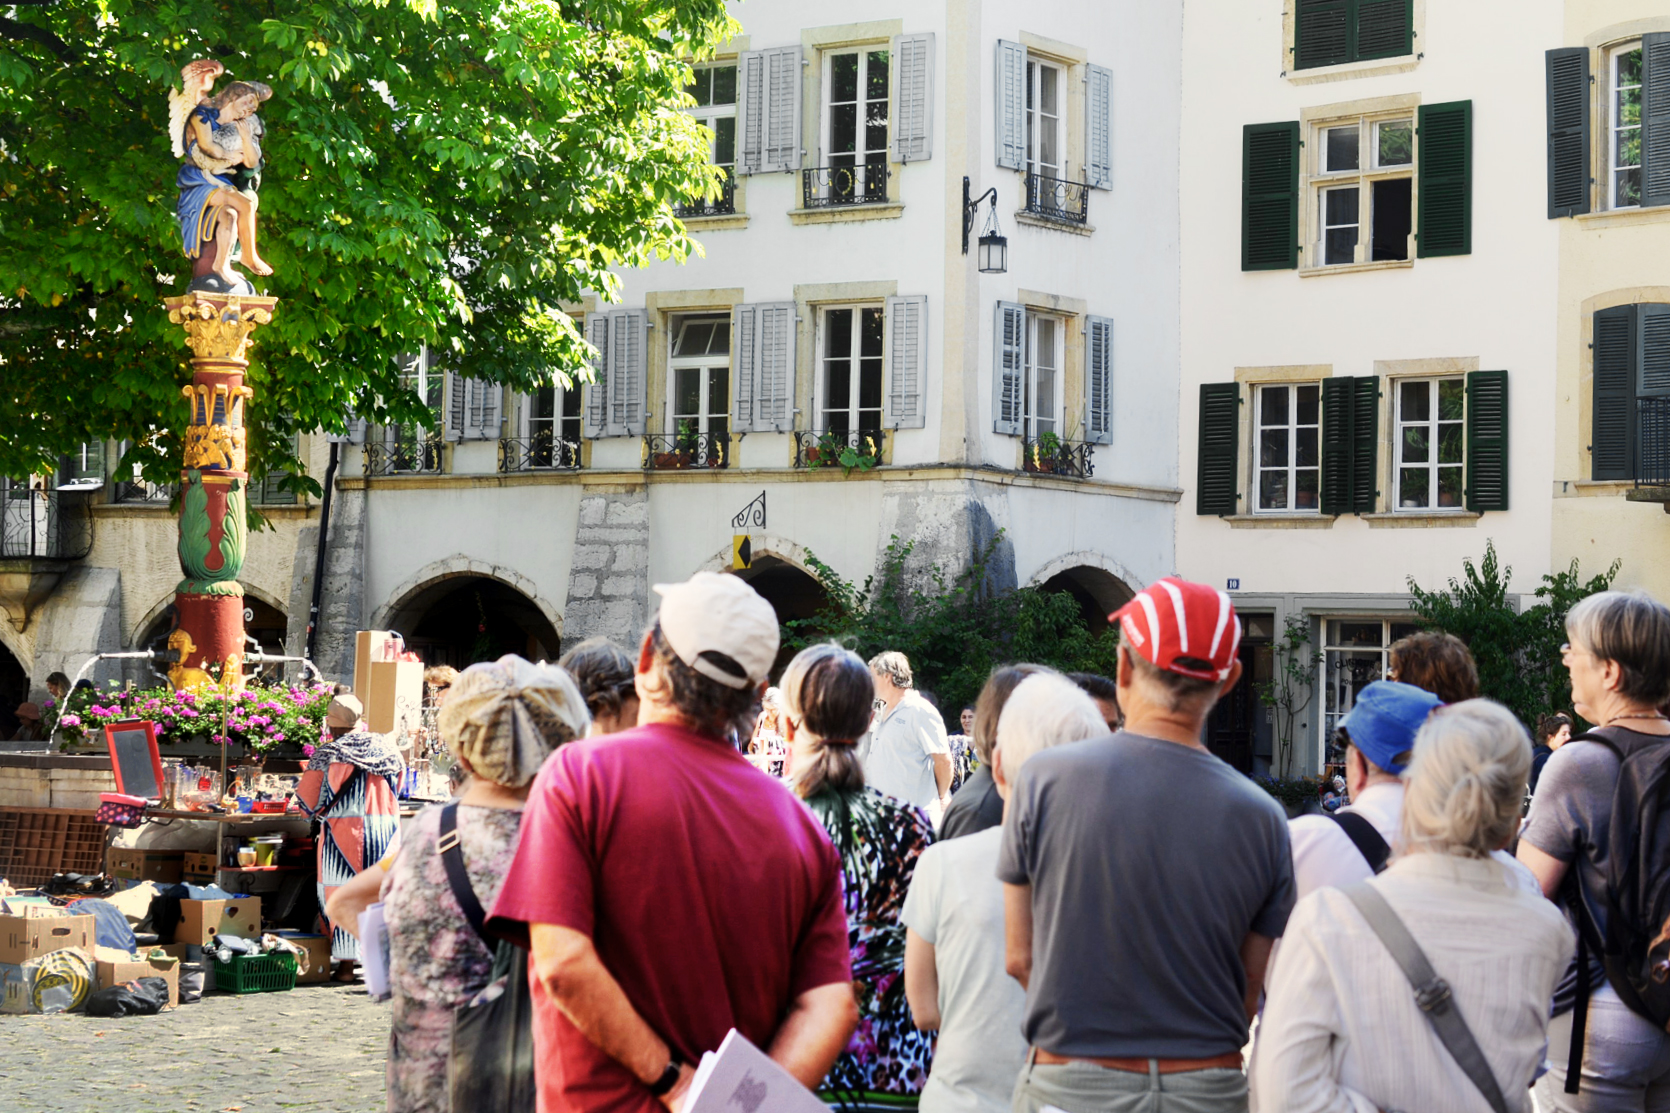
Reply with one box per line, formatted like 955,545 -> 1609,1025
373,556 -> 564,666
1026,551 -> 1140,633
695,534 -> 818,578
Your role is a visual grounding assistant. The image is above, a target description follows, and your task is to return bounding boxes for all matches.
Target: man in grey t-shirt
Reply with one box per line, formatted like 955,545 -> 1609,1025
863,651 -> 951,823
1001,578 -> 1295,1113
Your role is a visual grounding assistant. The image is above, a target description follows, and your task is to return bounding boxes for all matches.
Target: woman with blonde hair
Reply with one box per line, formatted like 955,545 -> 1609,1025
381,655 -> 589,1113
1252,699 -> 1573,1113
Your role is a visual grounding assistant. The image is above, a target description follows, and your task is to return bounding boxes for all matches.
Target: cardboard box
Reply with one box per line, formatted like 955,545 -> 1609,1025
0,913 -> 95,966
107,848 -> 185,884
96,951 -> 181,1008
363,659 -> 424,736
274,931 -> 332,984
353,629 -> 401,706
182,852 -> 219,878
174,897 -> 262,945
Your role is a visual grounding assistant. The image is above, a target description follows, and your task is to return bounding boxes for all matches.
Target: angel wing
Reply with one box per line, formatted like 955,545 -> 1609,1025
168,59 -> 224,159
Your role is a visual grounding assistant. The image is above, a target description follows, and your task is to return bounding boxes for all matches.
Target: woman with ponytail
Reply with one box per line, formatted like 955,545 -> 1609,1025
782,644 -> 936,1108
1251,699 -> 1573,1113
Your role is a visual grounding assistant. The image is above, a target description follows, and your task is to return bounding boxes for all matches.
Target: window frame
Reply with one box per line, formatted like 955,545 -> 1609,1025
1392,375 -> 1466,512
666,315 -> 733,443
819,45 -> 891,203
1318,616 -> 1422,765
1306,111 -> 1416,268
1026,58 -> 1064,181
519,383 -> 584,445
1253,381 -> 1323,515
816,303 -> 886,435
1022,310 -> 1064,440
1607,41 -> 1644,212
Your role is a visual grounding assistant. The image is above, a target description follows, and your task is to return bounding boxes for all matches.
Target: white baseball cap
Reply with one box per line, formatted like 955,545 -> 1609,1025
652,572 -> 779,689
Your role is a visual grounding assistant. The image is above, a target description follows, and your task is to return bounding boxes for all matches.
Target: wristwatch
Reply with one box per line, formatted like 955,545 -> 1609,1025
648,1054 -> 685,1097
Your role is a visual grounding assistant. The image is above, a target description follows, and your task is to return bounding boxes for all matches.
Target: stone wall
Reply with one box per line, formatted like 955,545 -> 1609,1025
561,486 -> 650,647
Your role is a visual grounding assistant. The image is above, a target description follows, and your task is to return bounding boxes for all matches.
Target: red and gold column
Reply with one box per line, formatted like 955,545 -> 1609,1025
161,293 -> 277,691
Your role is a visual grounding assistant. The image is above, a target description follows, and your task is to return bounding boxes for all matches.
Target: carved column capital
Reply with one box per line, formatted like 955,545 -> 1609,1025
163,293 -> 279,363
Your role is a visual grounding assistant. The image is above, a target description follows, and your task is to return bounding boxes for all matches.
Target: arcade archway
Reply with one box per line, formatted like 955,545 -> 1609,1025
384,575 -> 561,669
733,556 -> 833,678
0,639 -> 27,739
1037,564 -> 1135,634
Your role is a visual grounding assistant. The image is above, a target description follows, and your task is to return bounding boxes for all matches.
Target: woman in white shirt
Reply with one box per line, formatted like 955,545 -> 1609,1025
1250,699 -> 1573,1113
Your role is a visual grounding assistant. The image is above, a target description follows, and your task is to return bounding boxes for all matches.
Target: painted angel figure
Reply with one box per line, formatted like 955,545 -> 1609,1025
169,59 -> 274,291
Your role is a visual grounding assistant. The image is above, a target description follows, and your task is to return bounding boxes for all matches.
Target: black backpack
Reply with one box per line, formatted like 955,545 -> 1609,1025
1560,728 -> 1670,1093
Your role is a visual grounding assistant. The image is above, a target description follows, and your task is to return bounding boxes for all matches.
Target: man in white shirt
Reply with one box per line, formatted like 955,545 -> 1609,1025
1288,680 -> 1443,897
863,651 -> 952,824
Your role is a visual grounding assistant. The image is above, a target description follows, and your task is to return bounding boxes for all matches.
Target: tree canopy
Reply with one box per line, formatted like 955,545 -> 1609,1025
0,0 -> 731,495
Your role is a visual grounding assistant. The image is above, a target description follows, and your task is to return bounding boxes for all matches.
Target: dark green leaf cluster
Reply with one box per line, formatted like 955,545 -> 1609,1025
0,0 -> 732,503
782,534 -> 1123,733
1407,540 -> 1620,728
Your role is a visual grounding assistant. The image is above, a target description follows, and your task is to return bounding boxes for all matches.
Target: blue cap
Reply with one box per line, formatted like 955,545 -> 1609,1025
1338,681 -> 1444,775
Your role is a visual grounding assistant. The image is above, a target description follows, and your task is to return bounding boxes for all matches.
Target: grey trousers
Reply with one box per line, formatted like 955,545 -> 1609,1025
1012,1056 -> 1248,1113
1535,986 -> 1670,1113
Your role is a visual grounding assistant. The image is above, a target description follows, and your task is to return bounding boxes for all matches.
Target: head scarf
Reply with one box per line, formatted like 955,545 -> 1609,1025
325,694 -> 363,730
438,655 -> 590,788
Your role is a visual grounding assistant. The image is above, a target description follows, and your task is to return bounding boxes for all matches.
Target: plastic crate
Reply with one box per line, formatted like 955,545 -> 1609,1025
211,951 -> 297,994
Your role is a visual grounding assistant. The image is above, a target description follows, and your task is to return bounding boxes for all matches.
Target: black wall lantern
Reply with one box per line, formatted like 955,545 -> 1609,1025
961,176 -> 1007,274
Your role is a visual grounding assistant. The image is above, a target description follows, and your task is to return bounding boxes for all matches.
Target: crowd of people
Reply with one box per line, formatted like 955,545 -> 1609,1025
304,568 -> 1670,1113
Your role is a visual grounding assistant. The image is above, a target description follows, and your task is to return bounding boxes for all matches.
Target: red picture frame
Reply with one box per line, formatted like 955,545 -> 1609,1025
104,719 -> 164,800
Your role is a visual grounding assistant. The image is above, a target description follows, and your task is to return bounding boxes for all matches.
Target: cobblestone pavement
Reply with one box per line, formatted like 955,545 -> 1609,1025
0,982 -> 389,1113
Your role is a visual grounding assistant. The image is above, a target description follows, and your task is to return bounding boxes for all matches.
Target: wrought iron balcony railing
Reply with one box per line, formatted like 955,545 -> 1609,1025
1025,172 -> 1089,226
1,490 -> 93,560
1022,437 -> 1095,479
802,162 -> 890,209
500,433 -> 583,473
365,431 -> 445,476
793,429 -> 887,471
643,432 -> 730,470
1639,397 -> 1670,489
113,478 -> 178,503
675,170 -> 736,219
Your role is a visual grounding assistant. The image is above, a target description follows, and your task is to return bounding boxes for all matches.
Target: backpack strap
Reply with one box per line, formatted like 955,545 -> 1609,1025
437,803 -> 493,949
1328,810 -> 1391,874
1344,883 -> 1511,1113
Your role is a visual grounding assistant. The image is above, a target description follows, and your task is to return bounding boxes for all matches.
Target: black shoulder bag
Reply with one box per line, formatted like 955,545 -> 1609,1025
438,803 -> 537,1113
1328,810 -> 1392,874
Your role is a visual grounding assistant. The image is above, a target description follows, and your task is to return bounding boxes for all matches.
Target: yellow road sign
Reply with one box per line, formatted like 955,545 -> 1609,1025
732,534 -> 752,570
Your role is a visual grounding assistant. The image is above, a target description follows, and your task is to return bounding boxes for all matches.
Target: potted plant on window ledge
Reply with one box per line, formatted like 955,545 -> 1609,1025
1025,431 -> 1063,474
653,420 -> 699,469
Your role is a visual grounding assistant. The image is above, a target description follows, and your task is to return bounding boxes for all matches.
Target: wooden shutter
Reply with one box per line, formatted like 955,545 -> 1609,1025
891,34 -> 934,164
1294,0 -> 1350,70
1546,48 -> 1591,218
1465,370 -> 1509,512
732,303 -> 757,431
738,47 -> 801,175
738,51 -> 765,174
1242,122 -> 1299,270
1644,34 -> 1670,209
1640,305 -> 1670,481
1591,305 -> 1635,480
1197,383 -> 1241,516
445,367 -> 466,443
1319,377 -> 1355,515
993,301 -> 1025,435
1085,64 -> 1113,191
607,311 -> 647,437
1085,316 -> 1114,444
995,40 -> 1027,171
1350,376 -> 1380,513
1418,101 -> 1472,257
753,303 -> 795,432
582,313 -> 609,438
885,295 -> 928,430
472,380 -> 503,441
1354,0 -> 1412,61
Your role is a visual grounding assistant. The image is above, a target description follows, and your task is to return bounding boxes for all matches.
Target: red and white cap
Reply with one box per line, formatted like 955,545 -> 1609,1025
1111,577 -> 1241,682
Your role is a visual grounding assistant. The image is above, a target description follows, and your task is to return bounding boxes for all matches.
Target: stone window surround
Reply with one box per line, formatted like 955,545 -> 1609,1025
683,35 -> 751,232
796,20 -> 906,217
1569,18 -> 1670,223
1013,288 -> 1091,462
1279,0 -> 1426,84
1571,286 -> 1670,484
1010,31 -> 1092,234
1298,93 -> 1421,276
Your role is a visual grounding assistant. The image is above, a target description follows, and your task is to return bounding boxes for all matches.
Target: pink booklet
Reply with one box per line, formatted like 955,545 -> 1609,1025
681,1029 -> 827,1113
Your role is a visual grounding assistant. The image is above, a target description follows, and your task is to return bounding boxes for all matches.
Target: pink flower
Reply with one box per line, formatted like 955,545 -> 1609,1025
58,715 -> 81,728
41,697 -> 55,710
301,744 -> 315,757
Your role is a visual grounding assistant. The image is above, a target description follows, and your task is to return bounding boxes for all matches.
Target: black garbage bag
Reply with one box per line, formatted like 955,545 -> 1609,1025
84,976 -> 170,1017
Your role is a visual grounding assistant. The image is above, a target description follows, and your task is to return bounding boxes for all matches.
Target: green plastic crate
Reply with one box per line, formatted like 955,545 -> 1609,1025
212,952 -> 297,994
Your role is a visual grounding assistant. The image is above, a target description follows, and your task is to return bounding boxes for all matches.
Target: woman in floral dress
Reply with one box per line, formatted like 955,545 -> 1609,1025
782,644 -> 935,1108
380,655 -> 590,1113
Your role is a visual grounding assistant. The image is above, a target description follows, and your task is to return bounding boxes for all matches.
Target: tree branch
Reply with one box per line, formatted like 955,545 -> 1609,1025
0,15 -> 77,63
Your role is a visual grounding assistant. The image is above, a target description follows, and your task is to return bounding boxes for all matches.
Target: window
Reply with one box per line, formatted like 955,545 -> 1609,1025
1395,378 -> 1464,509
681,64 -> 737,217
1256,384 -> 1321,512
1026,61 -> 1062,180
820,306 -> 883,433
511,383 -> 582,469
373,351 -> 444,474
1313,115 -> 1413,265
670,316 -> 731,445
819,49 -> 889,204
1024,313 -> 1062,439
1294,0 -> 1414,71
1320,618 -> 1421,762
57,442 -> 104,489
1593,304 -> 1670,483
1610,44 -> 1644,210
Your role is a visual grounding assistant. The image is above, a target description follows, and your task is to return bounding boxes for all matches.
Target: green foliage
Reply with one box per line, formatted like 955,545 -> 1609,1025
1407,540 -> 1620,727
0,0 -> 734,501
1252,774 -> 1322,812
805,431 -> 881,475
782,534 -> 1122,731
1255,614 -> 1318,777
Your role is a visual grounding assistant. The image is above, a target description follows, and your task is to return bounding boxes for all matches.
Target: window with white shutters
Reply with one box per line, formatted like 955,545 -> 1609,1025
891,34 -> 934,163
884,295 -> 928,429
733,302 -> 795,433
583,314 -> 608,439
739,46 -> 802,175
993,301 -> 1025,435
607,311 -> 647,437
1085,316 -> 1113,443
995,40 -> 1027,171
1085,65 -> 1113,191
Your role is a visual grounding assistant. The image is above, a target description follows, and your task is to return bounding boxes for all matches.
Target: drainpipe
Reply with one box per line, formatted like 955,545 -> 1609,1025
304,441 -> 340,665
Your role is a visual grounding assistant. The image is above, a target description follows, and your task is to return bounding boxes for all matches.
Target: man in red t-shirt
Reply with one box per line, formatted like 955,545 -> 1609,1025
488,572 -> 857,1111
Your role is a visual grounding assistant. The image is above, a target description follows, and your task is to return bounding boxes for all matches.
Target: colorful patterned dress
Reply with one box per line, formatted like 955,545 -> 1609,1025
294,730 -> 403,961
805,787 -> 936,1107
382,804 -> 524,1113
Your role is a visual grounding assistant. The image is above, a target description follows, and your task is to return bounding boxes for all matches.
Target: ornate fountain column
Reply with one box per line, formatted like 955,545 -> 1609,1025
161,292 -> 277,690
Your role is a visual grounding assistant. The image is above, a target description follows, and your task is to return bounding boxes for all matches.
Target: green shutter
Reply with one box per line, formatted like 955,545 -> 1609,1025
1197,383 -> 1241,516
1465,370 -> 1509,512
1295,0 -> 1350,69
1644,34 -> 1670,208
1640,305 -> 1670,483
1592,306 -> 1635,480
1243,122 -> 1300,271
1546,48 -> 1591,218
1319,377 -> 1353,515
1418,101 -> 1472,257
1354,0 -> 1413,61
1350,376 -> 1380,513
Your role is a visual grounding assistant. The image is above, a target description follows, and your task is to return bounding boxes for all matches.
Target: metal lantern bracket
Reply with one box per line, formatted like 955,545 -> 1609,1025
961,176 -> 998,255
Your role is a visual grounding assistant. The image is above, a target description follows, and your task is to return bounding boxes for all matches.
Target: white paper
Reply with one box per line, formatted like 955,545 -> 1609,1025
357,901 -> 391,1002
679,1029 -> 826,1113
